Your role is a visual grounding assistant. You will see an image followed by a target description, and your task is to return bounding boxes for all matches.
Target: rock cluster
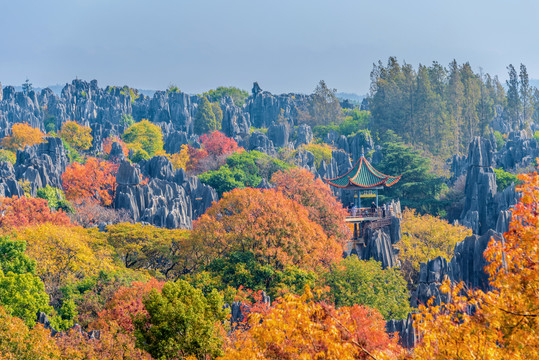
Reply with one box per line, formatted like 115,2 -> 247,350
114,158 -> 217,229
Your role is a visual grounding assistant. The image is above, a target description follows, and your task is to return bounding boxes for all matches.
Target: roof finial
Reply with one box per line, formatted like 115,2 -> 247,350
361,146 -> 365,157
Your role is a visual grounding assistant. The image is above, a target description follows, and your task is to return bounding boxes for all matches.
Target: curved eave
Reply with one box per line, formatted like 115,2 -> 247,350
323,156 -> 401,189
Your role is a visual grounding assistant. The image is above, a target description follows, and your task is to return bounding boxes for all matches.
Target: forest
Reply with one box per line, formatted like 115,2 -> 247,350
0,58 -> 537,359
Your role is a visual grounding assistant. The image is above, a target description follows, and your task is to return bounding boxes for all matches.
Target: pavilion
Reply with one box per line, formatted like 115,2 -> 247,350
324,152 -> 401,242
324,151 -> 401,221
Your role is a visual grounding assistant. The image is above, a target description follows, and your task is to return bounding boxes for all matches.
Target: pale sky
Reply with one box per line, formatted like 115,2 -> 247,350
1,0 -> 538,95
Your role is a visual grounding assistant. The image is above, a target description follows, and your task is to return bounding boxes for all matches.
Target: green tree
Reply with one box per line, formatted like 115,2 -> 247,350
191,251 -> 318,300
0,149 -> 16,164
210,102 -> 223,128
134,280 -> 227,360
378,142 -> 444,211
506,64 -> 520,130
123,119 -> 164,157
0,237 -> 36,275
204,86 -> 249,107
22,79 -> 33,95
494,168 -> 519,190
324,257 -> 410,320
308,80 -> 343,126
199,165 -> 257,197
121,114 -> 135,127
519,63 -> 533,128
0,238 -> 51,327
36,185 -> 74,213
194,97 -> 218,135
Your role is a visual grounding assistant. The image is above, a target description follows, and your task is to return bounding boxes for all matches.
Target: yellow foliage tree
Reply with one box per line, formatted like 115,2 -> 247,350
105,222 -> 193,278
412,167 -> 539,359
14,224 -> 115,295
167,144 -> 190,170
1,123 -> 45,151
220,288 -> 403,360
397,209 -> 472,284
0,306 -> 61,360
59,121 -> 93,151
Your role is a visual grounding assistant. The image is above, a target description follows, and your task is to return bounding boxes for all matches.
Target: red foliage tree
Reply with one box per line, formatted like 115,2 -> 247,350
91,278 -> 164,333
200,131 -> 242,158
271,168 -> 350,244
0,196 -> 71,231
191,188 -> 342,271
62,157 -> 118,206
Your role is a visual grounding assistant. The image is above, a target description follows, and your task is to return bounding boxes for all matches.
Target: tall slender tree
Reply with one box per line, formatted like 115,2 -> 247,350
519,63 -> 533,129
506,64 -> 520,130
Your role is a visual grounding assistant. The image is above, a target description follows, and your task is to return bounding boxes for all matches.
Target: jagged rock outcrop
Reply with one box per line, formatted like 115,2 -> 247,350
114,158 -> 217,228
386,313 -> 416,348
496,210 -> 511,234
246,82 -> 311,128
14,137 -> 69,195
293,149 -> 316,173
460,137 -> 497,234
256,178 -> 274,189
108,141 -> 126,162
37,312 -> 100,339
163,131 -> 189,154
294,124 -> 313,146
248,131 -> 275,155
413,229 -> 502,307
354,228 -> 396,269
267,122 -> 289,148
349,131 -> 374,162
496,130 -> 539,170
0,161 -> 24,197
182,175 -> 218,220
114,160 -> 192,229
450,153 -> 468,182
221,98 -> 251,137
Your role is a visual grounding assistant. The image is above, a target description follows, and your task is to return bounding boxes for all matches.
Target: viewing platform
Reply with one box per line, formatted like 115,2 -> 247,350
345,207 -> 394,223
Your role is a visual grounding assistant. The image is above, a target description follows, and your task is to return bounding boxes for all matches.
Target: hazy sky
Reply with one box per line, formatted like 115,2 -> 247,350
1,0 -> 538,95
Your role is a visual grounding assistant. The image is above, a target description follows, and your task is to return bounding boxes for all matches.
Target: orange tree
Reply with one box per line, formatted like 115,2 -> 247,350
271,168 -> 350,244
219,288 -> 403,360
1,122 -> 45,151
412,166 -> 539,359
0,196 -> 71,232
59,121 -> 93,151
62,157 -> 118,206
190,188 -> 342,272
0,306 -> 61,360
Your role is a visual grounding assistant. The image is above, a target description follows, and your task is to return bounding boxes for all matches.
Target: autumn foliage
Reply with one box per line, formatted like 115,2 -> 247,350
92,279 -> 164,333
413,166 -> 539,359
220,289 -> 403,360
397,208 -> 472,284
0,196 -> 71,231
62,157 -> 118,206
102,136 -> 129,157
191,188 -> 342,271
200,131 -> 243,158
271,168 -> 350,244
59,121 -> 93,151
1,122 -> 45,151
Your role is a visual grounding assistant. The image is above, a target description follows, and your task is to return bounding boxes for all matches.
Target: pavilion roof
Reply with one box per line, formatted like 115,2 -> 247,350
324,155 -> 401,189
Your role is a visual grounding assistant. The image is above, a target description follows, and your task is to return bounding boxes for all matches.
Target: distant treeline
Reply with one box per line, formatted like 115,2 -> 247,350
367,57 -> 539,157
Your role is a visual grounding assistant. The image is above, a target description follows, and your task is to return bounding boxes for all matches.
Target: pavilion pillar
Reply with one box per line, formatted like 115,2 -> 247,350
375,189 -> 378,207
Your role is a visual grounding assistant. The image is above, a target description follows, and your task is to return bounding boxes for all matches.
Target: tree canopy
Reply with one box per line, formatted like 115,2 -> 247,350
122,119 -> 164,157
1,123 -> 45,151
